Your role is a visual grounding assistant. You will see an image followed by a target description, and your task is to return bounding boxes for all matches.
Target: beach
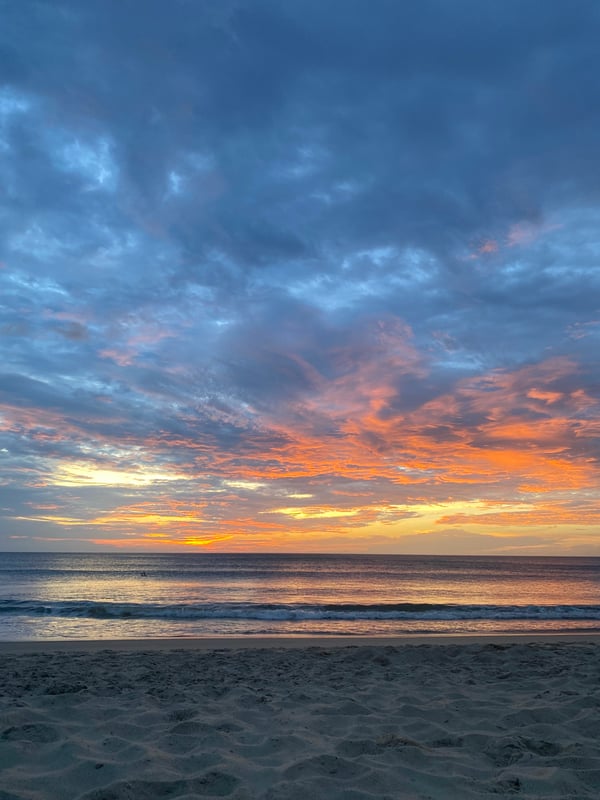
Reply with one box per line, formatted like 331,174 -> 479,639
1,637 -> 600,799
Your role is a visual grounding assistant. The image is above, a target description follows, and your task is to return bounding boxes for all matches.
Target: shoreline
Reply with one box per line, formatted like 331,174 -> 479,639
2,630 -> 600,653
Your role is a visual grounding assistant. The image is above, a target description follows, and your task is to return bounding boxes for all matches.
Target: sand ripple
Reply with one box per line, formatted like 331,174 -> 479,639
1,642 -> 599,798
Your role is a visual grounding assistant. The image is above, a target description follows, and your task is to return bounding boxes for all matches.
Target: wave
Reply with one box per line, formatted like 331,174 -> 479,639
3,599 -> 600,622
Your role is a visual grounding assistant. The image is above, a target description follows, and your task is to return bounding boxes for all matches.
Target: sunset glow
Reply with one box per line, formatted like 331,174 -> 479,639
1,2 -> 599,554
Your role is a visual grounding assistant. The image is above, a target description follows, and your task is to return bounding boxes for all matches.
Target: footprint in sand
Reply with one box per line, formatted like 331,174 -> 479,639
79,772 -> 239,799
1,723 -> 60,744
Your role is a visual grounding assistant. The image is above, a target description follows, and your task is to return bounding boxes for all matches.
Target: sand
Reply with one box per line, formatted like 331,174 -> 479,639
1,637 -> 600,799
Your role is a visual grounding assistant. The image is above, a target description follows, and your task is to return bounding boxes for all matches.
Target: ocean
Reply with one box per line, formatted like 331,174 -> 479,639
1,552 -> 600,641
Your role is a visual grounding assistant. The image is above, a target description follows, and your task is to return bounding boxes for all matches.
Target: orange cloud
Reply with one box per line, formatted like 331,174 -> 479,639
4,331 -> 598,552
479,239 -> 499,254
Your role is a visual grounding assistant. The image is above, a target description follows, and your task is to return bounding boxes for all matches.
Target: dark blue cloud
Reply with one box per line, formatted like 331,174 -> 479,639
1,0 -> 599,550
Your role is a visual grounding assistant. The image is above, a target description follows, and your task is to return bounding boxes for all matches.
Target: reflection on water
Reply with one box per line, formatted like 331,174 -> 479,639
9,554 -> 600,606
5,614 -> 600,642
2,553 -> 600,640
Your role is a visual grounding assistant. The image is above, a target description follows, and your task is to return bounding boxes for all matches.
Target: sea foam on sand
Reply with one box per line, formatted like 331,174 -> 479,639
1,639 -> 599,799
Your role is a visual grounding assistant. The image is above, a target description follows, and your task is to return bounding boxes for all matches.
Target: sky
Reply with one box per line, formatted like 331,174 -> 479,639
1,0 -> 599,555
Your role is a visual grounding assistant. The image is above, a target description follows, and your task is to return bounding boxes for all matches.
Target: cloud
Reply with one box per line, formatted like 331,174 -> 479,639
0,0 -> 599,551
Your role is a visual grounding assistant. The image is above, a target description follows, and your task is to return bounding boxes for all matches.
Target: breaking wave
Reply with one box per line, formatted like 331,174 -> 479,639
3,599 -> 600,622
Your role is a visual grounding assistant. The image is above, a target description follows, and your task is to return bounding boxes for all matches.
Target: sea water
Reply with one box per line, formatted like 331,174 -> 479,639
1,552 -> 600,640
